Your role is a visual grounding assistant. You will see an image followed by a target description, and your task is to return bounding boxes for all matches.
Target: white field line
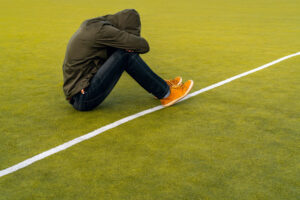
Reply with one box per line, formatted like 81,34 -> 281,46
1,52 -> 299,178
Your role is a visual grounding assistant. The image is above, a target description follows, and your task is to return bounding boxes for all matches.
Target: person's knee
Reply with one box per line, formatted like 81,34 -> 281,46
111,49 -> 132,60
112,49 -> 126,56
128,52 -> 140,60
127,52 -> 141,65
114,50 -> 140,62
112,49 -> 138,56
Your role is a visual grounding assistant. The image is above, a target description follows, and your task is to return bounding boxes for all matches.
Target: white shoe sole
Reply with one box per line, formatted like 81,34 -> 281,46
163,80 -> 194,107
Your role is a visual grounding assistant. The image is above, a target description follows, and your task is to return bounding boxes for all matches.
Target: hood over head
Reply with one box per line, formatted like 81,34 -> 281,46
103,9 -> 141,36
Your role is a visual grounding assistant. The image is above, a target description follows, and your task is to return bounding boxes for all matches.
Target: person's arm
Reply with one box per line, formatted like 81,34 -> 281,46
95,24 -> 149,53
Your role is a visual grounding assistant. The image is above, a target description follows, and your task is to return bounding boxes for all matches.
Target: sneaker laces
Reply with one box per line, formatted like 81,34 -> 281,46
166,80 -> 183,88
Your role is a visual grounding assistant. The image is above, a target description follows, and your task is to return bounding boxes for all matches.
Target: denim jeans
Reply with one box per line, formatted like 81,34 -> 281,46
71,49 -> 169,111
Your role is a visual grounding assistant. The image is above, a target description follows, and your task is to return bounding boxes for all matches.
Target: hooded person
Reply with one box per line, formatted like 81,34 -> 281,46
62,9 -> 193,111
63,9 -> 148,100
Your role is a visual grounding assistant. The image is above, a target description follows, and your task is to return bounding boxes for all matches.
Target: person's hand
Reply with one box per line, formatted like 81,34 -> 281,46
126,49 -> 134,52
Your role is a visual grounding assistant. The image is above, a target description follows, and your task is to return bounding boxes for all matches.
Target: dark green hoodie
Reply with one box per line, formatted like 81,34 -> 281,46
62,9 -> 149,100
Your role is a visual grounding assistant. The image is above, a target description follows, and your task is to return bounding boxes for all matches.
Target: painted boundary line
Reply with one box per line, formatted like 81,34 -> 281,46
1,52 -> 299,178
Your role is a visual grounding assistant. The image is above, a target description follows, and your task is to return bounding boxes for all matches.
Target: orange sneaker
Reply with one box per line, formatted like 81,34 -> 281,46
160,80 -> 194,107
154,77 -> 183,99
165,76 -> 182,87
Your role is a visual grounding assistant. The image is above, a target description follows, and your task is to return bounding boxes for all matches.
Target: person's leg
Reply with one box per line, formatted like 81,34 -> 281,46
72,49 -> 169,111
125,54 -> 194,108
72,49 -> 128,111
125,53 -> 170,99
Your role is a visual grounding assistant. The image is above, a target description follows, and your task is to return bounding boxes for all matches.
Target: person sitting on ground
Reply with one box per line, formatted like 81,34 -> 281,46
62,9 -> 193,111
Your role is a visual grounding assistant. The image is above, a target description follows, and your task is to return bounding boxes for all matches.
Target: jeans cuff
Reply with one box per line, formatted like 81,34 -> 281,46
158,86 -> 170,99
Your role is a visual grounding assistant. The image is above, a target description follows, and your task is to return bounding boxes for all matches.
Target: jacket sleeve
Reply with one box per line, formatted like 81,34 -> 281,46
95,24 -> 149,54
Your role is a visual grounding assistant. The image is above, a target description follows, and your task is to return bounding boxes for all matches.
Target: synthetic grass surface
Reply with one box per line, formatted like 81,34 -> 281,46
0,0 -> 299,199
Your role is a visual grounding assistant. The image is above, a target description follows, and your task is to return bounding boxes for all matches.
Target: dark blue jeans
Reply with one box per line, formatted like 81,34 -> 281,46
71,49 -> 169,111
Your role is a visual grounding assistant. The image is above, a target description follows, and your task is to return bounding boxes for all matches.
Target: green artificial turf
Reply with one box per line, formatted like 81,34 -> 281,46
0,0 -> 299,199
